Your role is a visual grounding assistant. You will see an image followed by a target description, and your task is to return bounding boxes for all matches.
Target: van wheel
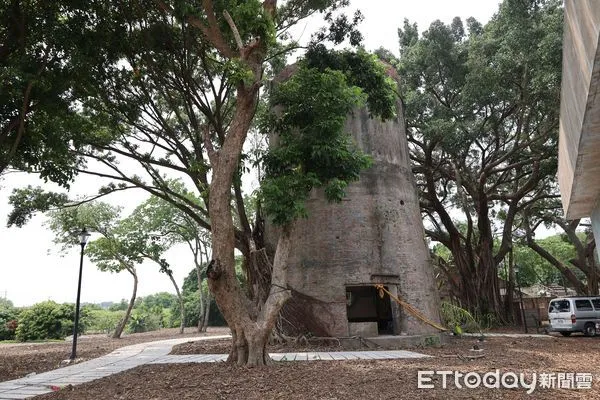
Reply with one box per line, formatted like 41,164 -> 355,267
560,332 -> 572,337
584,323 -> 596,337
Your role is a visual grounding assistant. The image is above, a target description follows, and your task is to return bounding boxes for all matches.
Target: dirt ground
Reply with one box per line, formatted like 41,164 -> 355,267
30,332 -> 600,400
0,327 -> 230,382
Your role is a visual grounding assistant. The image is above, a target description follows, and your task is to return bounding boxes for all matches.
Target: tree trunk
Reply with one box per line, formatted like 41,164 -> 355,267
527,238 -> 588,295
201,294 -> 211,332
197,285 -> 205,333
208,218 -> 294,366
197,264 -> 205,333
504,250 -> 515,324
167,272 -> 185,334
112,267 -> 137,339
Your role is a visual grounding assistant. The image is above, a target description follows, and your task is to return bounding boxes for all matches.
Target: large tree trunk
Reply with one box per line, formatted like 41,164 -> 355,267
112,267 -> 137,339
208,208 -> 293,366
167,271 -> 185,334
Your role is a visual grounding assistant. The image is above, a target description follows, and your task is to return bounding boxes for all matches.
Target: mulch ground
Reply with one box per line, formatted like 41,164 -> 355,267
31,332 -> 600,400
0,327 -> 230,383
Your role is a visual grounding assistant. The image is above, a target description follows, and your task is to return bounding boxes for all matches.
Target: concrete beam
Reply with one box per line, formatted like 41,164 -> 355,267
558,0 -> 600,219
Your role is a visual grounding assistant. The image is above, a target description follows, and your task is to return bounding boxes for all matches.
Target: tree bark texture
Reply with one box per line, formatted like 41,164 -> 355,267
113,267 -> 137,339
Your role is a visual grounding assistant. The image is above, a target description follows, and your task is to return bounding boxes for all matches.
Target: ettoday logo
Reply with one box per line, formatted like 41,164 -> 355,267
417,370 -> 593,393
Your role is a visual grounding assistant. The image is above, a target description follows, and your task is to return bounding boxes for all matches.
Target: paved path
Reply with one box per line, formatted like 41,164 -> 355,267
0,335 -> 431,400
462,332 -> 551,338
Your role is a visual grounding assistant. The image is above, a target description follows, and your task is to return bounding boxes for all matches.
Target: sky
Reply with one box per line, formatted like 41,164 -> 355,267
0,0 -> 502,307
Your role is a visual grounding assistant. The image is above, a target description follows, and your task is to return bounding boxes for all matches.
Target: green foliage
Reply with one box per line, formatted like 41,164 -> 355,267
439,301 -> 481,335
0,1 -> 100,183
85,309 -> 125,334
109,299 -> 129,312
0,299 -> 19,340
6,186 -> 69,228
126,308 -> 161,334
181,290 -> 201,327
138,293 -> 179,310
304,45 -> 397,120
47,201 -> 150,275
260,65 -> 373,225
181,265 -> 241,327
509,235 -> 585,287
47,202 -> 121,251
15,301 -> 89,342
395,0 -> 563,315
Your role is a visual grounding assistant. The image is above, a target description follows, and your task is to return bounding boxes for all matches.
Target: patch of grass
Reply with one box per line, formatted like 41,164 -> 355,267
0,339 -> 64,344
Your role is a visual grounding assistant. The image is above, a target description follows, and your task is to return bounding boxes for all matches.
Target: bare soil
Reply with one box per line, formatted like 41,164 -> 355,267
0,327 -> 230,383
31,333 -> 600,400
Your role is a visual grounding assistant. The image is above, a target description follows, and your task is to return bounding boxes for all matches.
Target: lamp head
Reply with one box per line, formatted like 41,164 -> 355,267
79,228 -> 91,246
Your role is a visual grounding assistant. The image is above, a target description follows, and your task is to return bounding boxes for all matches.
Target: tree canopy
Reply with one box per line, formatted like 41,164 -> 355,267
395,0 -> 563,316
0,1 -> 104,185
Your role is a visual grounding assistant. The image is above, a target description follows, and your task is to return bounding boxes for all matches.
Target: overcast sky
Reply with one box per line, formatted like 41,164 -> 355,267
0,0 -> 502,307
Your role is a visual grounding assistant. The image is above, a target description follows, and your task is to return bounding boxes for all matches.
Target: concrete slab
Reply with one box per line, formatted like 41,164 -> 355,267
314,353 -> 334,361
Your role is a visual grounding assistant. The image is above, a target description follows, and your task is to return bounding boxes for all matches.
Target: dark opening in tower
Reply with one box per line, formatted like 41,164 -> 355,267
346,285 -> 394,335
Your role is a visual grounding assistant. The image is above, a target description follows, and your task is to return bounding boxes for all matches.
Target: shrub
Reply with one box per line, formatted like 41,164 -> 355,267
15,301 -> 88,341
126,308 -> 161,333
439,301 -> 482,335
86,309 -> 125,334
0,306 -> 19,340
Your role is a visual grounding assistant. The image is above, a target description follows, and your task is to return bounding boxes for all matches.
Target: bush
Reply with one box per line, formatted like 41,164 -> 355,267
180,290 -> 227,327
439,301 -> 481,335
0,304 -> 19,341
126,308 -> 161,333
15,301 -> 89,341
86,309 -> 125,334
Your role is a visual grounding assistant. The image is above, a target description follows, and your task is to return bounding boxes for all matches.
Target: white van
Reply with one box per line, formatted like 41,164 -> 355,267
548,297 -> 600,336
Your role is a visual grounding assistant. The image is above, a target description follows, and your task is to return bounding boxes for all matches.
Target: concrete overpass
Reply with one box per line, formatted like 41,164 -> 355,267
559,0 -> 600,253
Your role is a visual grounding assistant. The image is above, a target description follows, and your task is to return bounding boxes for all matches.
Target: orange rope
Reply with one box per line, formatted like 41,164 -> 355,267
374,284 -> 447,332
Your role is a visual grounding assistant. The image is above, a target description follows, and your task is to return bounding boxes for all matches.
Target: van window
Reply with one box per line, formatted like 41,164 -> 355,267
575,300 -> 593,311
592,299 -> 600,310
549,300 -> 570,313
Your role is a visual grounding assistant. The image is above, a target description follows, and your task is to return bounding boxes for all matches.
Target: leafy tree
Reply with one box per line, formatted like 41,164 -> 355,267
396,0 -> 563,317
85,308 -> 125,334
109,299 -> 129,312
0,1 -> 100,184
47,202 -> 146,339
6,0 -> 392,365
125,182 -> 212,332
138,292 -> 179,310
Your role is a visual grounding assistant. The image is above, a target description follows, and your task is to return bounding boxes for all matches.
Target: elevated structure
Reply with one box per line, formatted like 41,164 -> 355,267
558,0 -> 600,261
269,100 -> 441,338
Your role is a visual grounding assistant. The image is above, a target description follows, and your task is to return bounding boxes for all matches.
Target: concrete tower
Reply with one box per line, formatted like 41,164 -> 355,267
270,99 -> 441,338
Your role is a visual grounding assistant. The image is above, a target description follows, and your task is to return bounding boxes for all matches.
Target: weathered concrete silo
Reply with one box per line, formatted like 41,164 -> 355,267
269,98 -> 441,339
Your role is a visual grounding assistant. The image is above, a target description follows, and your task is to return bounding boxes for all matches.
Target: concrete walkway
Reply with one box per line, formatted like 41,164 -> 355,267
462,332 -> 551,338
0,335 -> 431,400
